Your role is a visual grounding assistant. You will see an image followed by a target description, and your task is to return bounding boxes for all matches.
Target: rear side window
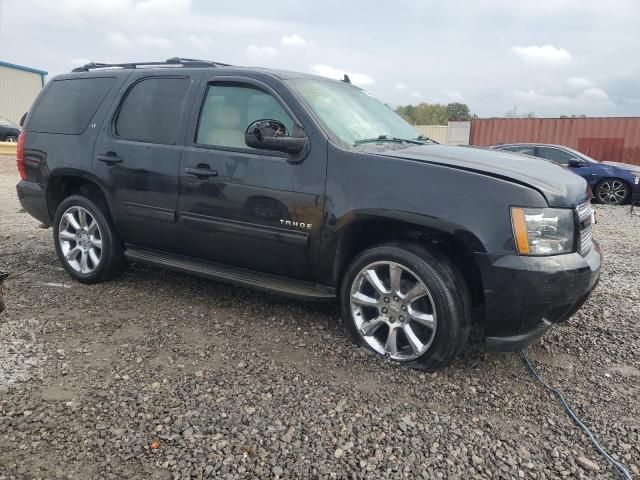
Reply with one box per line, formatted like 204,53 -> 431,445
504,145 -> 535,156
28,77 -> 116,135
115,77 -> 190,145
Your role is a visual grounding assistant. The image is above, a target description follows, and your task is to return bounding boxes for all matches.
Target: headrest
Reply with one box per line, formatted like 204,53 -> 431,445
210,104 -> 241,129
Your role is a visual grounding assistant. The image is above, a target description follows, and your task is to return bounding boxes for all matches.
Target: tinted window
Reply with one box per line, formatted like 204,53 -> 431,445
196,84 -> 294,149
502,145 -> 535,155
116,77 -> 190,144
537,146 -> 575,165
28,77 -> 116,135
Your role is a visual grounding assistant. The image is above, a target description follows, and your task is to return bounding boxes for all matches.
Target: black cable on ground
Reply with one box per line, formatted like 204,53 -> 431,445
519,349 -> 632,480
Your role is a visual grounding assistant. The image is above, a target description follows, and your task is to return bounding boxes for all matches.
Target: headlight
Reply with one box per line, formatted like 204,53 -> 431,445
511,207 -> 575,255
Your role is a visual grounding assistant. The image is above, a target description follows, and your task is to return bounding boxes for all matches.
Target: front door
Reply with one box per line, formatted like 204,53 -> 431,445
536,145 -> 592,183
178,77 -> 326,280
93,72 -> 202,252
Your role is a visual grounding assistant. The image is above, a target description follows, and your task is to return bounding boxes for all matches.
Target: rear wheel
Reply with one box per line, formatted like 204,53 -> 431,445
53,195 -> 125,283
3,135 -> 17,143
340,244 -> 470,370
595,178 -> 630,205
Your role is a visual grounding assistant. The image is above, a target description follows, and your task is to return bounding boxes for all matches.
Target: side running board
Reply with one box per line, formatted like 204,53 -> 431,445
124,247 -> 336,302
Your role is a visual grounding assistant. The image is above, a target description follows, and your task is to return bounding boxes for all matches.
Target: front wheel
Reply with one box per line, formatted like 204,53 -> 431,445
595,178 -> 630,205
3,135 -> 17,143
53,195 -> 125,283
340,244 -> 470,371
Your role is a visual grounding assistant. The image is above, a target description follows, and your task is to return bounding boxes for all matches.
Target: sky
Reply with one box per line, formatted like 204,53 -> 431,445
1,0 -> 639,118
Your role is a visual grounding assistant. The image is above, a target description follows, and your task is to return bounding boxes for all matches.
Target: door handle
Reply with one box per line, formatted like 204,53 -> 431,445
185,166 -> 218,178
97,153 -> 123,165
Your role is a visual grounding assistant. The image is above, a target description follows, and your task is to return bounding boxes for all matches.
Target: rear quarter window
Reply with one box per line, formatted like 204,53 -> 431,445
28,77 -> 116,135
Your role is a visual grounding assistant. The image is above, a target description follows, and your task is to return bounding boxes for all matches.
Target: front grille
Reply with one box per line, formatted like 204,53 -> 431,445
576,201 -> 594,255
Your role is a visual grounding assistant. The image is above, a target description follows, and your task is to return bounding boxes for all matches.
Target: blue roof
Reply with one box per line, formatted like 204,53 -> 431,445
0,60 -> 48,76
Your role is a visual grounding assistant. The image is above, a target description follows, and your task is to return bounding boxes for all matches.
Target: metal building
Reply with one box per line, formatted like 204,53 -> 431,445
0,61 -> 47,124
470,117 -> 640,166
413,121 -> 471,145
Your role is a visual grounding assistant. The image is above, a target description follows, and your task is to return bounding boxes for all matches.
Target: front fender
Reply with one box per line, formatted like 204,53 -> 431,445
318,146 -> 548,286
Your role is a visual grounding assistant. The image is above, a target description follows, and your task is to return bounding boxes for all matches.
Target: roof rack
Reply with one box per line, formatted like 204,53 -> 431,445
71,57 -> 231,72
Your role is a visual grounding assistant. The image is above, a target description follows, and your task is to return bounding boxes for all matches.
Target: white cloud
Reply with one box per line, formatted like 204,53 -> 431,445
309,64 -> 375,86
444,89 -> 463,101
13,1 -> 640,117
579,87 -> 609,102
511,89 -> 571,105
69,58 -> 90,66
137,34 -> 172,48
184,34 -> 212,51
134,0 -> 191,15
410,91 -> 424,99
511,44 -> 572,65
245,45 -> 279,63
106,32 -> 171,49
42,0 -> 192,17
106,31 -> 130,48
281,34 -> 307,47
566,77 -> 593,90
507,86 -> 613,115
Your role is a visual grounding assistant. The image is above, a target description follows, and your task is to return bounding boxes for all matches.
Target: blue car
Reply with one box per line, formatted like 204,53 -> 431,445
493,143 -> 640,205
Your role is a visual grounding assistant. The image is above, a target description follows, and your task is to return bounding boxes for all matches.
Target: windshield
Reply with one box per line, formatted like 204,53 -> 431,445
287,79 -> 421,146
0,117 -> 18,127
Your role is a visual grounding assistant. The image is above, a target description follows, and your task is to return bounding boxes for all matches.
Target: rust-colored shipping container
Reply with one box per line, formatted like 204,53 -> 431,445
470,117 -> 640,166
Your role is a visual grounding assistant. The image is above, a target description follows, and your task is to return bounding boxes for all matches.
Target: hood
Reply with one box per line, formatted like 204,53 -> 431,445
601,161 -> 640,174
374,144 -> 589,207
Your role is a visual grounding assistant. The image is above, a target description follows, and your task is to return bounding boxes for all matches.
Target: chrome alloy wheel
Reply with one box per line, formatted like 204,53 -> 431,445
597,180 -> 627,204
58,206 -> 103,274
350,261 -> 437,361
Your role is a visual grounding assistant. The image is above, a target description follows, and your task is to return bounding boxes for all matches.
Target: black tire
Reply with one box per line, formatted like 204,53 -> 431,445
53,195 -> 125,283
3,135 -> 17,143
594,178 -> 630,205
340,243 -> 471,371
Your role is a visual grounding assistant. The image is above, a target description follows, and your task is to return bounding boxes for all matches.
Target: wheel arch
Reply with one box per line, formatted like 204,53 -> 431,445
328,212 -> 486,309
46,169 -> 115,223
3,133 -> 18,141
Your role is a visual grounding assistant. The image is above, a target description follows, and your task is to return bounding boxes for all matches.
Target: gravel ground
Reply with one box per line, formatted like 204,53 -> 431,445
1,155 -> 638,479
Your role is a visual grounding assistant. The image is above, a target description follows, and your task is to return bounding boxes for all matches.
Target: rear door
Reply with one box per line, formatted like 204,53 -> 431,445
93,71 -> 203,252
177,76 -> 327,280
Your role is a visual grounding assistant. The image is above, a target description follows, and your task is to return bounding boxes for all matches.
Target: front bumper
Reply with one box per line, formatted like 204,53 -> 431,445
476,242 -> 601,351
16,180 -> 50,226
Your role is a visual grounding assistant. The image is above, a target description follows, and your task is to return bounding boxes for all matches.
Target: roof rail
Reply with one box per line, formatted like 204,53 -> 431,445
71,57 -> 231,72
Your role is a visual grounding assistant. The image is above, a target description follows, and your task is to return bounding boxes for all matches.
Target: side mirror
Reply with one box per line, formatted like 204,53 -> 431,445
568,158 -> 583,168
245,119 -> 308,155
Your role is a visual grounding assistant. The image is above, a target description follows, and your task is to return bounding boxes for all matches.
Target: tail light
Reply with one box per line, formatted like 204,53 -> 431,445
16,130 -> 26,180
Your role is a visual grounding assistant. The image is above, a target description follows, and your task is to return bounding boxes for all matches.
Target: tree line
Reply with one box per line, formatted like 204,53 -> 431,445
395,102 -> 476,125
395,102 -> 588,124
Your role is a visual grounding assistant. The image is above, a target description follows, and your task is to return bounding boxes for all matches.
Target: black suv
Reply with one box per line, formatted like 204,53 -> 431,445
16,58 -> 601,370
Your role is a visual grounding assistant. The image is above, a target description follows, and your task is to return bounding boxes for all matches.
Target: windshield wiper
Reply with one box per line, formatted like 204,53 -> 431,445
416,135 -> 439,144
354,135 -> 426,146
